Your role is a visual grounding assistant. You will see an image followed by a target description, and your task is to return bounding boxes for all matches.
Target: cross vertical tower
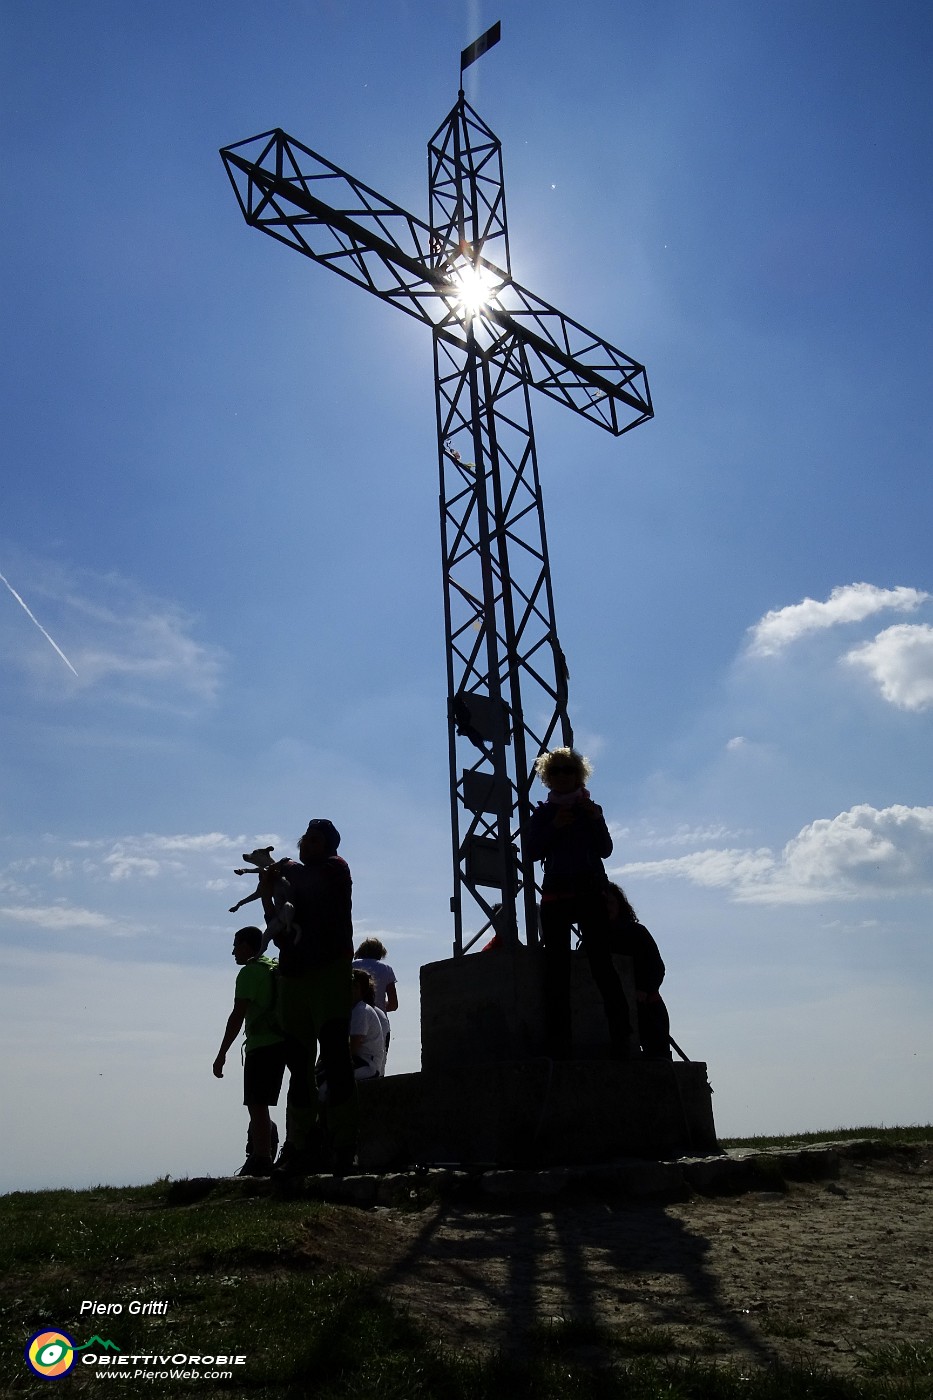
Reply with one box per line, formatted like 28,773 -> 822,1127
429,95 -> 572,953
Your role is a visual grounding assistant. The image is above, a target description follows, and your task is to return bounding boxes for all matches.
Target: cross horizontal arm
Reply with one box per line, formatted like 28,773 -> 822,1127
220,130 -> 437,316
221,129 -> 652,436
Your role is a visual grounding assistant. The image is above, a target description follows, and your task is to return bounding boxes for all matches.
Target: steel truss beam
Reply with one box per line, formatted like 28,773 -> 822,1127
220,124 -> 652,437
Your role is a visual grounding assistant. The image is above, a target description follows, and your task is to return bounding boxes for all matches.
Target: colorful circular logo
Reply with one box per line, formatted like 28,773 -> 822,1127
25,1330 -> 77,1379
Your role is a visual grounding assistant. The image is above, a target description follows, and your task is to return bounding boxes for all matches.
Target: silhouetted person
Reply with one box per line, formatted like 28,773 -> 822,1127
316,968 -> 386,1111
605,883 -> 672,1059
353,936 -> 396,1062
525,747 -> 631,1059
212,925 -> 286,1177
352,937 -> 398,1012
261,819 -> 357,1174
349,968 -> 388,1078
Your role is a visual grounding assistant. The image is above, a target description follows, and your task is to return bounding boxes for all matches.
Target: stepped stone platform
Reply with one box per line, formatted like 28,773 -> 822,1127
350,945 -> 718,1170
355,1058 -> 716,1170
169,1139 -> 896,1209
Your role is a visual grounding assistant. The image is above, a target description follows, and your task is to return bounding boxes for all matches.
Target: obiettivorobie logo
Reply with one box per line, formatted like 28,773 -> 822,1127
25,1328 -> 247,1381
25,1331 -> 120,1378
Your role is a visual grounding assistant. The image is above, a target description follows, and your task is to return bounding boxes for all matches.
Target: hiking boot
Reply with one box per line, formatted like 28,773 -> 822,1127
245,1121 -> 280,1160
236,1154 -> 273,1178
272,1142 -> 327,1178
272,1143 -> 304,1178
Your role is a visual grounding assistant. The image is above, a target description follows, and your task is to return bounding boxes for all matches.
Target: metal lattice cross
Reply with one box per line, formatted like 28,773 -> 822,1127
221,34 -> 652,955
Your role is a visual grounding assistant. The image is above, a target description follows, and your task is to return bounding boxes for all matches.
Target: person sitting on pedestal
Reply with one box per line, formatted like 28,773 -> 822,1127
349,968 -> 388,1079
605,882 -> 673,1060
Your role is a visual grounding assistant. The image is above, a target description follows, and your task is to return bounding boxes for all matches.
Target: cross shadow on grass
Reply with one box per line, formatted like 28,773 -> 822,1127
368,1184 -> 779,1370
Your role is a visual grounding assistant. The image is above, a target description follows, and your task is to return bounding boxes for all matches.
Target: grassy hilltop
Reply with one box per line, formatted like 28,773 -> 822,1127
3,1125 -> 932,1399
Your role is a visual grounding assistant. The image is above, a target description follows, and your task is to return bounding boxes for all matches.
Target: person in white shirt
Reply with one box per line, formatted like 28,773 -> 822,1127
352,938 -> 398,1013
349,968 -> 386,1080
352,938 -> 397,1064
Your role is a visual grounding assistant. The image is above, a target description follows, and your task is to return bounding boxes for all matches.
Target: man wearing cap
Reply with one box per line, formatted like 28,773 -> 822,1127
261,819 -> 357,1174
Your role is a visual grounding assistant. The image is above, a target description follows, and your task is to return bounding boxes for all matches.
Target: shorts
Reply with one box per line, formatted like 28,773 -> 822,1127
243,1041 -> 287,1106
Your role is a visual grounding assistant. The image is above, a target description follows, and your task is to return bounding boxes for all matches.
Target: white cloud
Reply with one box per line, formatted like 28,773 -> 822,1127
747,583 -> 928,657
616,804 -> 933,905
0,833 -> 273,917
67,832 -> 248,877
0,904 -> 114,930
72,608 -> 222,702
352,923 -> 429,943
68,831 -> 245,854
148,832 -> 243,853
104,855 -> 162,881
777,805 -> 933,895
4,856 -> 75,879
844,624 -> 933,711
0,555 -> 224,704
616,822 -> 747,850
618,846 -> 775,890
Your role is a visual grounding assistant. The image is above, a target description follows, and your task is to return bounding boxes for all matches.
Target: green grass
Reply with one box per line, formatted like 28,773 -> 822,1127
718,1123 -> 933,1151
857,1342 -> 933,1379
2,1166 -> 931,1399
525,1316 -> 676,1356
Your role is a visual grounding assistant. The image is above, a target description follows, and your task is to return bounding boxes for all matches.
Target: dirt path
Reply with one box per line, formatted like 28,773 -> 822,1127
315,1145 -> 932,1372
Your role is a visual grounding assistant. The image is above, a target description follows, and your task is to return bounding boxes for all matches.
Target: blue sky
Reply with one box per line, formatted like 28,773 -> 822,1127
1,0 -> 931,1191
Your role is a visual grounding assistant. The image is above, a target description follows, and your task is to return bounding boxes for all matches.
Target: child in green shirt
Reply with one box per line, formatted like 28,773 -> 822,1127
213,926 -> 286,1176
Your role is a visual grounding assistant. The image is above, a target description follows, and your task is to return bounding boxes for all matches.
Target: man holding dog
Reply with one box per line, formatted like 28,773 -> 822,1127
260,818 -> 358,1175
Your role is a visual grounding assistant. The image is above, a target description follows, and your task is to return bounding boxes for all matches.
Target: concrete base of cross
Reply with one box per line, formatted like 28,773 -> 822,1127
356,1058 -> 717,1171
353,948 -> 717,1171
420,946 -> 645,1068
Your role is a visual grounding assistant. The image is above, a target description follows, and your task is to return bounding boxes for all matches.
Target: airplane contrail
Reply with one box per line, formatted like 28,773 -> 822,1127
0,570 -> 79,676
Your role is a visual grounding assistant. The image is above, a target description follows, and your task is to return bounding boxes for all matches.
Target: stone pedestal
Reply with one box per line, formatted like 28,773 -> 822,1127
352,947 -> 718,1171
421,945 -> 639,1068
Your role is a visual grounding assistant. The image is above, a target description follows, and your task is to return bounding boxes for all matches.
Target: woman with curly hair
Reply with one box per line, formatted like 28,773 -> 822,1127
525,747 -> 632,1059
